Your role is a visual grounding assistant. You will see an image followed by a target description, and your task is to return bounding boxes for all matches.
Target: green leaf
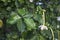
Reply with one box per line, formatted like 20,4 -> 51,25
1,0 -> 11,2
33,13 -> 43,24
30,34 -> 45,40
17,8 -> 26,16
23,13 -> 33,18
1,0 -> 7,2
18,0 -> 24,3
40,35 -> 45,40
6,32 -> 18,40
41,30 -> 52,38
30,35 -> 38,40
17,19 -> 26,33
24,18 -> 36,30
7,12 -> 21,24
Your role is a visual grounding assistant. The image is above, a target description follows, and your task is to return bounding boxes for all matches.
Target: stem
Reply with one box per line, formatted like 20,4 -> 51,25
43,11 -> 45,25
58,31 -> 60,40
49,27 -> 54,40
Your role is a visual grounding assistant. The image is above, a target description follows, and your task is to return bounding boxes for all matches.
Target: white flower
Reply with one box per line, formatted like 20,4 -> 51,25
39,2 -> 43,5
38,25 -> 48,30
55,38 -> 58,40
57,25 -> 59,28
57,17 -> 60,21
29,0 -> 33,2
36,2 -> 43,5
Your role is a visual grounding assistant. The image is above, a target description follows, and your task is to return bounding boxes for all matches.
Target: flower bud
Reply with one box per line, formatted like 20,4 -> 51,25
0,20 -> 3,28
36,2 -> 43,5
57,17 -> 60,21
38,25 -> 48,30
29,0 -> 33,2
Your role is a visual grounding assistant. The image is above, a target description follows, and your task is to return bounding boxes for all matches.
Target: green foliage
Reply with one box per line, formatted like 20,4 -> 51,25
0,0 -> 60,40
